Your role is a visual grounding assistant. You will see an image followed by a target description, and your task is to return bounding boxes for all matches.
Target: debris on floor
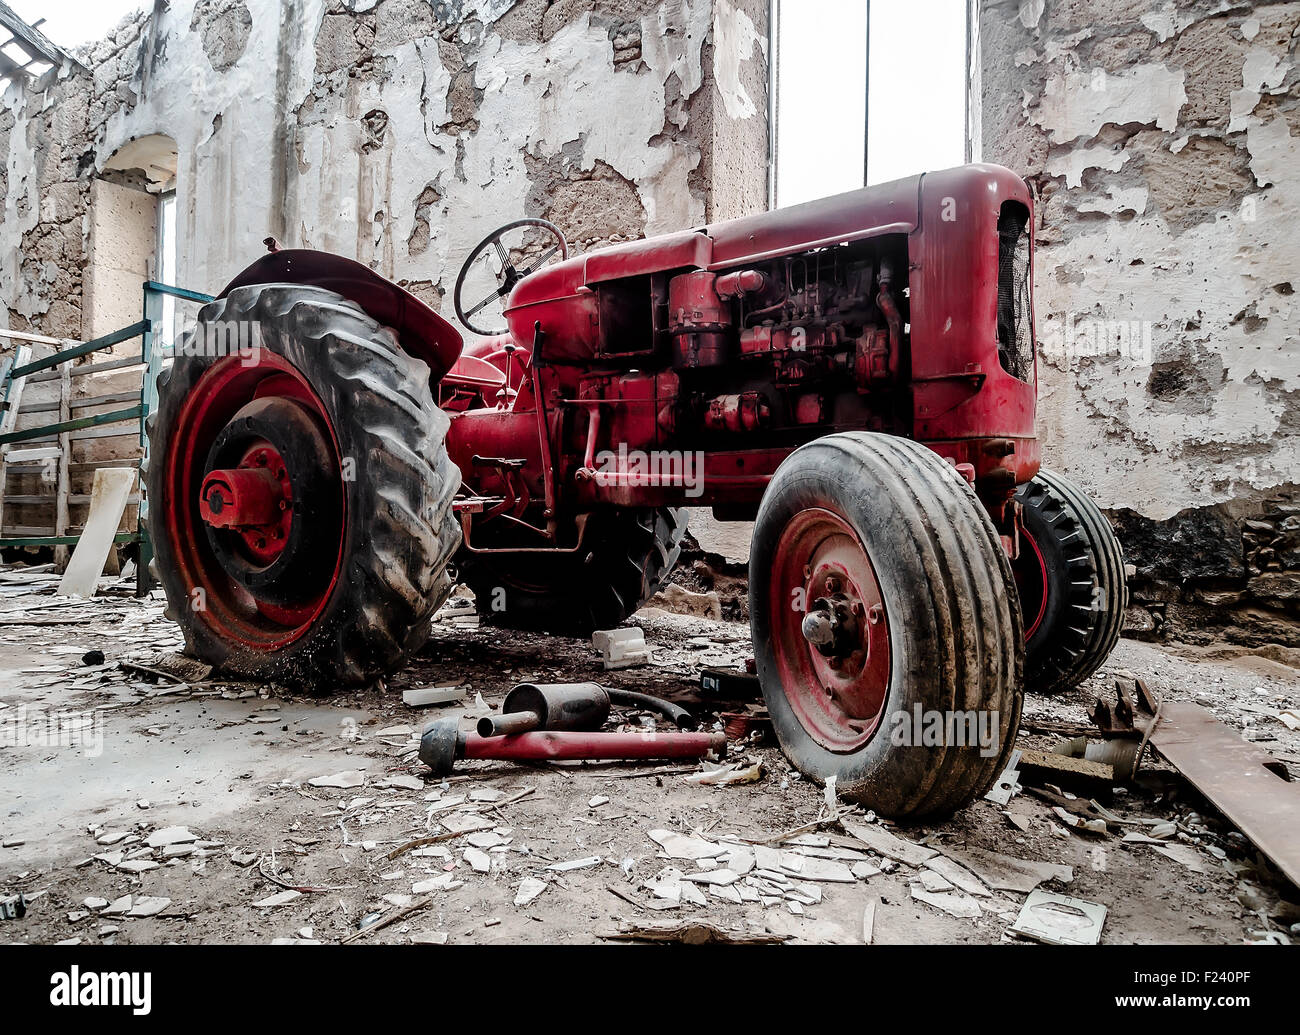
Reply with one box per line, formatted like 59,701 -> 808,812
1010,890 -> 1108,946
593,628 -> 653,670
1,571 -> 1298,946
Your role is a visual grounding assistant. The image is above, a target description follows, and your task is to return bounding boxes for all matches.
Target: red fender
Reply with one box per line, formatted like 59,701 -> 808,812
219,249 -> 463,383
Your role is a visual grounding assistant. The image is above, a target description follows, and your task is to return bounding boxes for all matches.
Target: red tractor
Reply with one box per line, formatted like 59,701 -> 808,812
145,163 -> 1126,817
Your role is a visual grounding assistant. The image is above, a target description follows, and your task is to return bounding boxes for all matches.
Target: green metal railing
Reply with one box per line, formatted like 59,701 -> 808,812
0,281 -> 214,587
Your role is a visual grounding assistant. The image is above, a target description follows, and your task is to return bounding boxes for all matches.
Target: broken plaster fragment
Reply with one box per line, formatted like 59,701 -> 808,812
910,885 -> 982,919
514,877 -> 547,907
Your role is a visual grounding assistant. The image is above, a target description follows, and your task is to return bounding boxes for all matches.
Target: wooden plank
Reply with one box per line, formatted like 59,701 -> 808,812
0,2 -> 69,66
57,467 -> 136,597
71,424 -> 144,442
3,445 -> 60,463
70,493 -> 141,505
1016,748 -> 1115,797
0,326 -> 68,347
6,457 -> 132,472
20,390 -> 143,415
27,353 -> 144,383
0,343 -> 30,436
1150,701 -> 1300,889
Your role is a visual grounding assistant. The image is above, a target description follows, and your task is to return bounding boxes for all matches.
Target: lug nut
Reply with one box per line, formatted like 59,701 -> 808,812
867,604 -> 883,625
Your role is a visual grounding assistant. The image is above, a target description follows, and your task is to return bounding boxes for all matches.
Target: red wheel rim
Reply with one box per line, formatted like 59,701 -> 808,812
161,353 -> 346,651
1013,529 -> 1049,639
768,508 -> 891,752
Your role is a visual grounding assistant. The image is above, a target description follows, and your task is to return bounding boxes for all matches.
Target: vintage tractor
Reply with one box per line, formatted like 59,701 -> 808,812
145,163 -> 1126,817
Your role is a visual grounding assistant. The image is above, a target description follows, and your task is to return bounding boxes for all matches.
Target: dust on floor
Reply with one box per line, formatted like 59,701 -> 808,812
1,569 -> 1297,945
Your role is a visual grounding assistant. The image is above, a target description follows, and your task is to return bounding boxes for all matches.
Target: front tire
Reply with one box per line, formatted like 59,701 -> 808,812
145,283 -> 461,687
749,433 -> 1022,819
1014,469 -> 1127,695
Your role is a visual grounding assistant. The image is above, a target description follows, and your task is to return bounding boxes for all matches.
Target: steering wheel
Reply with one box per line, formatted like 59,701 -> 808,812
453,218 -> 568,336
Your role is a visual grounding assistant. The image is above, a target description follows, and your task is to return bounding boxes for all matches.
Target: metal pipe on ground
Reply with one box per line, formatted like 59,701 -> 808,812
420,718 -> 725,777
475,682 -> 698,736
476,682 -> 610,737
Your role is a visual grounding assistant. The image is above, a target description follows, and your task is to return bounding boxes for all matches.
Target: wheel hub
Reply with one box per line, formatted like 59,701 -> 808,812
162,353 -> 346,650
771,508 -> 892,752
200,444 -> 294,569
800,586 -> 865,661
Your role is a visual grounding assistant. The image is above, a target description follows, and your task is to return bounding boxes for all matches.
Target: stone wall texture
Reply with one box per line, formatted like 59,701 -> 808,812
977,0 -> 1300,648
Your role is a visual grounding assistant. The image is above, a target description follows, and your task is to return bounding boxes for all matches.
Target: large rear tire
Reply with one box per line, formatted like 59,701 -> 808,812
749,433 -> 1022,819
144,283 -> 461,687
1014,469 -> 1127,695
459,507 -> 686,634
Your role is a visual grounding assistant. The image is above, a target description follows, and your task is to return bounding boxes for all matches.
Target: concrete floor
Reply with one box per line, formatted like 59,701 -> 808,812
1,571 -> 1298,945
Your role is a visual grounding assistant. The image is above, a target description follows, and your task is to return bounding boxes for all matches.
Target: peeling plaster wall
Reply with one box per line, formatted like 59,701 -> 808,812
0,0 -> 768,542
978,0 -> 1300,646
1,0 -> 767,339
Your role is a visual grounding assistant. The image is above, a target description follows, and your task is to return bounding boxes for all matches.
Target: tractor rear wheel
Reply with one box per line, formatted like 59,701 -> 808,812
144,283 -> 461,687
1014,469 -> 1127,695
459,507 -> 686,634
749,433 -> 1022,819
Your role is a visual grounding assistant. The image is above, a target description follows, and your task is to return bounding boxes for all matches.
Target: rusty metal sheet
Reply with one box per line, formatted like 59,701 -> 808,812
1150,701 -> 1300,889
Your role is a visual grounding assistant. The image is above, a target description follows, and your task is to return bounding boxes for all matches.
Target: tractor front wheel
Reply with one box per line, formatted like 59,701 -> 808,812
749,433 -> 1022,819
1014,469 -> 1127,695
144,283 -> 461,687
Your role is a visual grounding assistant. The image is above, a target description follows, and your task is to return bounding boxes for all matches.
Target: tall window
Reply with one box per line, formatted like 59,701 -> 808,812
774,0 -> 969,207
156,190 -> 178,348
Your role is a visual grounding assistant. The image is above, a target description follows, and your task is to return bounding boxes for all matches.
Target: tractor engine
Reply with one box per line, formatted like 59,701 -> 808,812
657,245 -> 908,442
460,232 -> 920,524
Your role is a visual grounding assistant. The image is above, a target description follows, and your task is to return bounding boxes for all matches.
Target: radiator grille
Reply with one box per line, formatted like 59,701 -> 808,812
997,203 -> 1034,383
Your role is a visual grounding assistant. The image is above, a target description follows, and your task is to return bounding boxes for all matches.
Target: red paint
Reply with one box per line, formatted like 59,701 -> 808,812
460,729 -> 726,763
160,352 -> 345,651
768,508 -> 891,752
224,164 -> 1038,566
1014,523 -> 1050,639
199,444 -> 293,565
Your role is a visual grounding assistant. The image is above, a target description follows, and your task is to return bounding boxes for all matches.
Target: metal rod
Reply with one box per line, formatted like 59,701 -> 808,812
10,321 -> 148,378
0,404 -> 143,446
461,729 -> 725,764
477,710 -> 542,737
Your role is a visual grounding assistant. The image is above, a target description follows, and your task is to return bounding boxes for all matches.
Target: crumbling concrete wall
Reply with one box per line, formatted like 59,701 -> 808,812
0,0 -> 766,335
977,0 -> 1300,647
0,0 -> 768,541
